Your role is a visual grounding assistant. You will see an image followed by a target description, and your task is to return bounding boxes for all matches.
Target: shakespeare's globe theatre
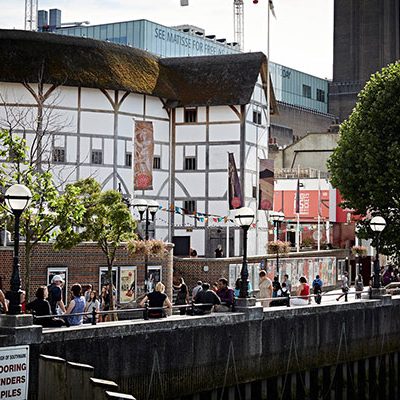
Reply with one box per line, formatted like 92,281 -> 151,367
0,30 -> 274,257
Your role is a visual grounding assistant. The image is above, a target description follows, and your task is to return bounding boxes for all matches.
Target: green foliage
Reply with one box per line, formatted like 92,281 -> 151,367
0,130 -> 88,298
55,178 -> 137,269
328,62 -> 400,258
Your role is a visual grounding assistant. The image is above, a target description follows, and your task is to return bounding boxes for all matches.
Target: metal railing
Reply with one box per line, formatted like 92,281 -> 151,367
30,289 -> 382,327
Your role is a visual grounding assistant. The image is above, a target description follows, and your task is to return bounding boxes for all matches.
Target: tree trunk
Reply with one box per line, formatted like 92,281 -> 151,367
107,260 -> 118,321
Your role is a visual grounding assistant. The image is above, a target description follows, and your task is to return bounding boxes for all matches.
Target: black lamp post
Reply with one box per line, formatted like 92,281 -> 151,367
235,207 -> 255,298
133,199 -> 159,293
4,184 -> 32,315
270,211 -> 285,274
370,216 -> 386,289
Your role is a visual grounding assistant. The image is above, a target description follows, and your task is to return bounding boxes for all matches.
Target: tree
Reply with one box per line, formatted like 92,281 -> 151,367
54,178 -> 138,314
0,130 -> 87,299
328,62 -> 400,258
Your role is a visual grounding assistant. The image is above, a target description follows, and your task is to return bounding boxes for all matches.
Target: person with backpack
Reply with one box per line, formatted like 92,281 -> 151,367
47,275 -> 66,315
355,273 -> 364,299
312,275 -> 323,304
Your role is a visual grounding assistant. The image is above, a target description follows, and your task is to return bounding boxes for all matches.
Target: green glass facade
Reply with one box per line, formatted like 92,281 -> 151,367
57,19 -> 328,113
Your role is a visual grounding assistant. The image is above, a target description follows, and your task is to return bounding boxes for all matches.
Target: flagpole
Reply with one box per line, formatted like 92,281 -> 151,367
226,153 -> 230,258
317,170 -> 321,252
296,165 -> 300,253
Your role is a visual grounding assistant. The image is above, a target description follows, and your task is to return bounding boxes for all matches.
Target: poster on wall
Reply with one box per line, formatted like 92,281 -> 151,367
0,345 -> 29,400
258,159 -> 274,210
47,267 -> 68,305
120,267 -> 137,303
134,121 -> 154,190
147,266 -> 162,292
99,267 -> 118,297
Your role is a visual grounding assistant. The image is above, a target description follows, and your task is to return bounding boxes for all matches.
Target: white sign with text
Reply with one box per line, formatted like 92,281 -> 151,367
0,345 -> 29,400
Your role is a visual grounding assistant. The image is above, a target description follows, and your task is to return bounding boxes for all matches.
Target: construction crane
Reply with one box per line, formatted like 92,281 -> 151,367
25,0 -> 38,31
180,0 -> 245,50
233,0 -> 244,50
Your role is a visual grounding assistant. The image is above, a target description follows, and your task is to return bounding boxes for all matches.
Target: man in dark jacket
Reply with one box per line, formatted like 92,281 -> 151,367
193,283 -> 221,314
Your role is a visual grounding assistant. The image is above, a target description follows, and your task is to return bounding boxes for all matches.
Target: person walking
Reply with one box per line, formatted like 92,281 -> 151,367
355,273 -> 364,299
258,270 -> 272,307
174,277 -> 189,315
336,271 -> 350,302
312,275 -> 323,304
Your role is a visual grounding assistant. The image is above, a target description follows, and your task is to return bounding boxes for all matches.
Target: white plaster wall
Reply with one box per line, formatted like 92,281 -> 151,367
80,111 -> 114,135
81,88 -> 113,110
145,96 -> 168,119
209,145 -> 240,170
153,120 -> 170,143
66,136 -> 77,163
209,123 -> 240,142
209,172 -> 228,198
176,125 -> 206,143
197,145 -> 206,170
209,106 -> 240,122
118,115 -> 134,139
175,172 -> 206,197
119,92 -> 144,115
0,82 -> 37,104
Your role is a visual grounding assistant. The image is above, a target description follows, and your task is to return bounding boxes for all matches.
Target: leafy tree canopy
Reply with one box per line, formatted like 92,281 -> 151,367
54,178 -> 138,268
328,62 -> 400,257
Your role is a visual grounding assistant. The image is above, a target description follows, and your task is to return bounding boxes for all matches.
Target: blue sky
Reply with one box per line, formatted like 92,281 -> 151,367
1,0 -> 334,79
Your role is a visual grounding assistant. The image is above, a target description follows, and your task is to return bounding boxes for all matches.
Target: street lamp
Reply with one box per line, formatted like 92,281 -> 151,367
4,184 -> 32,315
370,216 -> 386,289
235,207 -> 255,298
270,211 -> 285,275
133,199 -> 160,293
270,211 -> 285,241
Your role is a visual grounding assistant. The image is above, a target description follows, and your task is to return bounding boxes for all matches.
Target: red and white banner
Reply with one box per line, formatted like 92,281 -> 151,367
274,190 -> 330,220
134,121 -> 154,190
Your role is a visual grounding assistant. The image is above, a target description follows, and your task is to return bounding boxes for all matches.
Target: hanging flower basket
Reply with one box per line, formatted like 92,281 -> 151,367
351,245 -> 367,256
127,239 -> 167,257
267,240 -> 290,255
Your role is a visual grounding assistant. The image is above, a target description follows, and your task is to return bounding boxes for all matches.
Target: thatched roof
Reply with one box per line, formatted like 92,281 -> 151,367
0,29 -> 176,98
161,53 -> 277,111
0,29 -> 276,111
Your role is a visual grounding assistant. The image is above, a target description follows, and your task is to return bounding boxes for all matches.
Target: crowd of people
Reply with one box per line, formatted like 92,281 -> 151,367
1,264 -> 396,325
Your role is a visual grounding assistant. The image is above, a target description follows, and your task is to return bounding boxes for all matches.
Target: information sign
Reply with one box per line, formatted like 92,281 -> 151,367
0,345 -> 29,400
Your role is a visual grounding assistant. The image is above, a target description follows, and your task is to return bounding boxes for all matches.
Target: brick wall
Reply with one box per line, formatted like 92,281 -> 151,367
174,249 -> 349,291
0,242 -> 173,302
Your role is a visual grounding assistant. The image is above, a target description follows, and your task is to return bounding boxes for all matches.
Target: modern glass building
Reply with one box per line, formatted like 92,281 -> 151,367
56,19 -> 329,114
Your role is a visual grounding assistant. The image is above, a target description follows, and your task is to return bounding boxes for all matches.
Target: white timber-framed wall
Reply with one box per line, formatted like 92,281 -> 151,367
0,73 -> 269,257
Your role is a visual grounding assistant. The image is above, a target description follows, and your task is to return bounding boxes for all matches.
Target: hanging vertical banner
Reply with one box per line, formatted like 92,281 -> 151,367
258,159 -> 274,210
134,121 -> 154,190
228,153 -> 243,209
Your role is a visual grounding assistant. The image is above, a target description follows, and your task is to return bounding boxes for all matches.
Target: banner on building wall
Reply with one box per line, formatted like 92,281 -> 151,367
228,153 -> 243,209
274,190 -> 330,220
134,121 -> 154,190
119,266 -> 137,303
258,159 -> 274,210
